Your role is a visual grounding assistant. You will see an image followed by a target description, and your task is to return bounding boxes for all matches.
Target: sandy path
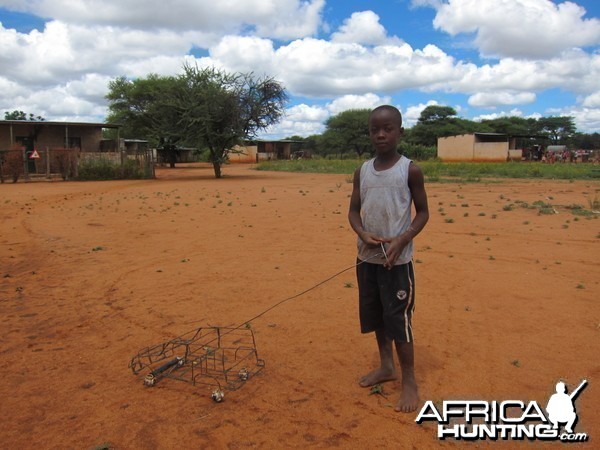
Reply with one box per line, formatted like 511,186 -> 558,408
1,163 -> 598,449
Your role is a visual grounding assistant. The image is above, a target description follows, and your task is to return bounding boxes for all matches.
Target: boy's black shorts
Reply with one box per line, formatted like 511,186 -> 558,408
356,260 -> 415,342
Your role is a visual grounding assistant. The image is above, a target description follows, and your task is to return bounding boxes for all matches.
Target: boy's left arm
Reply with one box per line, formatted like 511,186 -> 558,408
384,163 -> 429,268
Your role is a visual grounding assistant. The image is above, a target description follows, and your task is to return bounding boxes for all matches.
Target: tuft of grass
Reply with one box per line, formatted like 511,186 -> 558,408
369,384 -> 385,396
91,444 -> 114,450
532,200 -> 556,215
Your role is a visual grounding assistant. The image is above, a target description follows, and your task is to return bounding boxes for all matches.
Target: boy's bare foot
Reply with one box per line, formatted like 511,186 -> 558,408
395,379 -> 419,412
359,368 -> 397,387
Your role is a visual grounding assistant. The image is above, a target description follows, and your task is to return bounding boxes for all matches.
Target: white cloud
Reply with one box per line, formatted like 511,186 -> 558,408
0,21 -> 202,87
0,77 -> 28,103
429,0 -> 600,59
212,37 -> 458,97
209,35 -> 277,75
582,91 -> 600,108
566,107 -> 600,133
286,104 -> 330,122
1,1 -> 598,135
254,0 -> 326,40
473,109 -> 525,121
262,104 -> 328,138
331,11 -> 402,46
435,51 -> 600,98
468,91 -> 536,108
3,0 -> 325,39
326,94 -> 392,114
411,0 -> 443,7
264,95 -> 393,138
3,82 -> 108,121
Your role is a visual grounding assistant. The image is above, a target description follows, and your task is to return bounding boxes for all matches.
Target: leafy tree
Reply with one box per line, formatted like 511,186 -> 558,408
106,74 -> 183,145
4,110 -> 45,121
480,116 -> 536,136
106,66 -> 287,177
417,105 -> 457,123
408,106 -> 484,147
301,134 -> 322,156
106,74 -> 186,167
537,116 -> 576,144
175,65 -> 287,178
571,132 -> 600,150
321,109 -> 371,157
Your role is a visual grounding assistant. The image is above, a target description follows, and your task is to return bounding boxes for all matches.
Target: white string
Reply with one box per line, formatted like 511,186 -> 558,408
232,251 -> 385,330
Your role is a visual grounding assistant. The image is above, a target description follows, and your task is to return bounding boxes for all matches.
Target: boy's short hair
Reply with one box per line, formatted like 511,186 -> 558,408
369,105 -> 403,127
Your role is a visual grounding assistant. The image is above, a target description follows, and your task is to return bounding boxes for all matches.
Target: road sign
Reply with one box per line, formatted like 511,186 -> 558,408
29,149 -> 40,159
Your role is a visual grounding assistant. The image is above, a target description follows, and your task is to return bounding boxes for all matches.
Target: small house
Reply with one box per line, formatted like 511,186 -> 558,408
437,133 -> 518,162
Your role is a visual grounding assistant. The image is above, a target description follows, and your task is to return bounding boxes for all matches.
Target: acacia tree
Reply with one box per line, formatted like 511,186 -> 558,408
175,65 -> 287,178
106,66 -> 287,177
106,74 -> 182,166
480,116 -> 537,136
417,105 -> 457,123
106,74 -> 185,167
321,109 -> 371,157
537,116 -> 576,144
407,105 -> 482,146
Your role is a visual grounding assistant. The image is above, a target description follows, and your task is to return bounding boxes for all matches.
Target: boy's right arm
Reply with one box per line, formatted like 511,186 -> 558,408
348,166 -> 381,246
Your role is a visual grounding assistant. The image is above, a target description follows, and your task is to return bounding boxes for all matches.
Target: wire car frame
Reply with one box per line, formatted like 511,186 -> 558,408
129,326 -> 265,394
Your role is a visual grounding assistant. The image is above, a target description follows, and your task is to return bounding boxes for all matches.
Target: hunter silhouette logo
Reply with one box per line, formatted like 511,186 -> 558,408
416,379 -> 589,442
546,380 -> 587,435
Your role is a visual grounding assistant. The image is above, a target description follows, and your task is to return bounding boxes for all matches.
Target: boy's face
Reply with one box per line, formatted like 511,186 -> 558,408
368,109 -> 403,155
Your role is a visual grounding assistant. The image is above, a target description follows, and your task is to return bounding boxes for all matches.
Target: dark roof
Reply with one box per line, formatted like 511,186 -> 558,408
0,120 -> 119,128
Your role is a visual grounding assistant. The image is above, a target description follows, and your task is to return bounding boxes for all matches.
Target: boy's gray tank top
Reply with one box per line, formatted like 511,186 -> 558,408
357,155 -> 413,265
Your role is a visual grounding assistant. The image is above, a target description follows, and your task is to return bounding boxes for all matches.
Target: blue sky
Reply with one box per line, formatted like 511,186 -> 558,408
1,0 -> 599,137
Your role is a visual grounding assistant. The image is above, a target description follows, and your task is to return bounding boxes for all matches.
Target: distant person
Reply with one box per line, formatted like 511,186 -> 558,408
348,105 -> 429,413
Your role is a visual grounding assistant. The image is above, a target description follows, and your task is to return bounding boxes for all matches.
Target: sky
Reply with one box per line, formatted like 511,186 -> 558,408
0,0 -> 599,139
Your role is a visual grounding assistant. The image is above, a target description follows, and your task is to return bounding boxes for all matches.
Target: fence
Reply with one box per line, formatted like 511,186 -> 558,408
0,147 -> 155,182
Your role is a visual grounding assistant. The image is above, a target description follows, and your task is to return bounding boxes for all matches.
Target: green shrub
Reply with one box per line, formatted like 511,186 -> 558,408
77,159 -> 118,180
398,142 -> 437,161
76,158 -> 148,180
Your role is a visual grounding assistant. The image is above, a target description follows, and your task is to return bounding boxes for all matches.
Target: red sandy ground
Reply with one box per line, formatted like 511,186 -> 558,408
1,163 -> 598,449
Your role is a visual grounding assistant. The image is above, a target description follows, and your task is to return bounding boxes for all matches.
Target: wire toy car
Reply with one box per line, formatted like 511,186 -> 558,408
129,326 -> 265,400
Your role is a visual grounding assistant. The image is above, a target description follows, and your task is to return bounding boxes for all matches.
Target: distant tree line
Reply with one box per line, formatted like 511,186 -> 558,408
285,106 -> 599,160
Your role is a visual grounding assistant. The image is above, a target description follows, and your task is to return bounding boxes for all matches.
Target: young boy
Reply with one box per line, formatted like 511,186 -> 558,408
348,105 -> 429,413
